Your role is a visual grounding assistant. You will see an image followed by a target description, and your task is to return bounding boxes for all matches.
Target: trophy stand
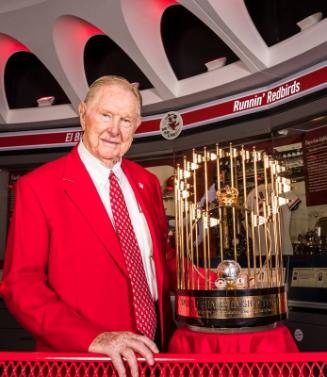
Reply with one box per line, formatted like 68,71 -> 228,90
175,144 -> 291,330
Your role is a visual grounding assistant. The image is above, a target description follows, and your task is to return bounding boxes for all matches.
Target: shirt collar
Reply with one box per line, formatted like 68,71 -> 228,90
77,141 -> 123,186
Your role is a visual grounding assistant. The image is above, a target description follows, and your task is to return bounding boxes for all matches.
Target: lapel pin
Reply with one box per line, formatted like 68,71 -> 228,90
138,182 -> 144,189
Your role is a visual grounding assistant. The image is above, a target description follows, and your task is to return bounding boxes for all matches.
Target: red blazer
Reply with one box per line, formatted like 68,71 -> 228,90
1,146 -> 175,352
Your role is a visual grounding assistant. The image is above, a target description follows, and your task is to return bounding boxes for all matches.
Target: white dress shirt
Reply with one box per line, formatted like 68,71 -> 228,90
78,141 -> 158,300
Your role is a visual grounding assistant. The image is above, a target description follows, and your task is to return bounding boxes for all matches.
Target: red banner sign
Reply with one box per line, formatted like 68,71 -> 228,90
0,63 -> 326,151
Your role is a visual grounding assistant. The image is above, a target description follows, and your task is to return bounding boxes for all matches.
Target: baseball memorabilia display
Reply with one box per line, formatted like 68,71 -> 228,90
175,144 -> 291,329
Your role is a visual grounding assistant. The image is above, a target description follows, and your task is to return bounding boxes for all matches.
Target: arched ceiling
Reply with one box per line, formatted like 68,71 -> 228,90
0,0 -> 326,132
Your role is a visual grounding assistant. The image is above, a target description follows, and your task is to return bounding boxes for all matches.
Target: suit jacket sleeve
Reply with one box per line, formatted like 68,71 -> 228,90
1,177 -> 104,352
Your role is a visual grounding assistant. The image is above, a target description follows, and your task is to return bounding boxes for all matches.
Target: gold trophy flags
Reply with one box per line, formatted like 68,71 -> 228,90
175,144 -> 289,330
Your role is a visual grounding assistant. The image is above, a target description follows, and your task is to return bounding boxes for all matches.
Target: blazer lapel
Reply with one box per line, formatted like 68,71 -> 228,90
62,148 -> 128,276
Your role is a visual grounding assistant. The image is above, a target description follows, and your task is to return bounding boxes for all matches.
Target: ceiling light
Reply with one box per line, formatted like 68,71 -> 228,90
311,115 -> 326,122
277,129 -> 288,136
297,12 -> 322,31
36,96 -> 55,107
205,57 -> 226,71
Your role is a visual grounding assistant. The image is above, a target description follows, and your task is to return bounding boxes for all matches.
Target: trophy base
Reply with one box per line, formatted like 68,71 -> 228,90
188,323 -> 277,333
176,286 -> 287,329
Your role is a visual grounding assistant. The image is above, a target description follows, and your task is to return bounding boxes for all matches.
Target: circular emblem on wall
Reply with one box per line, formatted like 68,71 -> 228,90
160,111 -> 183,140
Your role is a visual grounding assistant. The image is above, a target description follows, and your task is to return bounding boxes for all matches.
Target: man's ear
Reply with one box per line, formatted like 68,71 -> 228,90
79,102 -> 87,131
135,116 -> 142,130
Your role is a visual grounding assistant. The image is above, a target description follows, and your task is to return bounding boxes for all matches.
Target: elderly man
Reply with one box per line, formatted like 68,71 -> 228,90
1,76 -> 175,377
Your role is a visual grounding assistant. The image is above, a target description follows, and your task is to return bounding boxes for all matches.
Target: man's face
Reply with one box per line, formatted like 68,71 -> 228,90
79,84 -> 141,168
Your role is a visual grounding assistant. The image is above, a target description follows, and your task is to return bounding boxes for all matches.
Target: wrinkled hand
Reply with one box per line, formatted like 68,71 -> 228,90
88,331 -> 159,377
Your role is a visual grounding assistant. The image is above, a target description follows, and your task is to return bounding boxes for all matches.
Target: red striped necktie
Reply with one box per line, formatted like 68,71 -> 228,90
109,171 -> 157,339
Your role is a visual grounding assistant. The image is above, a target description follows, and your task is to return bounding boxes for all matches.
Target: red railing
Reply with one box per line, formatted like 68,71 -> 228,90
0,353 -> 327,376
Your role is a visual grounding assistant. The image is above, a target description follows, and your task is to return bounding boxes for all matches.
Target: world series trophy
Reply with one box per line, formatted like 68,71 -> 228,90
175,144 -> 291,330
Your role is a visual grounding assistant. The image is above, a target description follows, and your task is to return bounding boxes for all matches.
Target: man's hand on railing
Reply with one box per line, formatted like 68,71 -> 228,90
88,331 -> 159,377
